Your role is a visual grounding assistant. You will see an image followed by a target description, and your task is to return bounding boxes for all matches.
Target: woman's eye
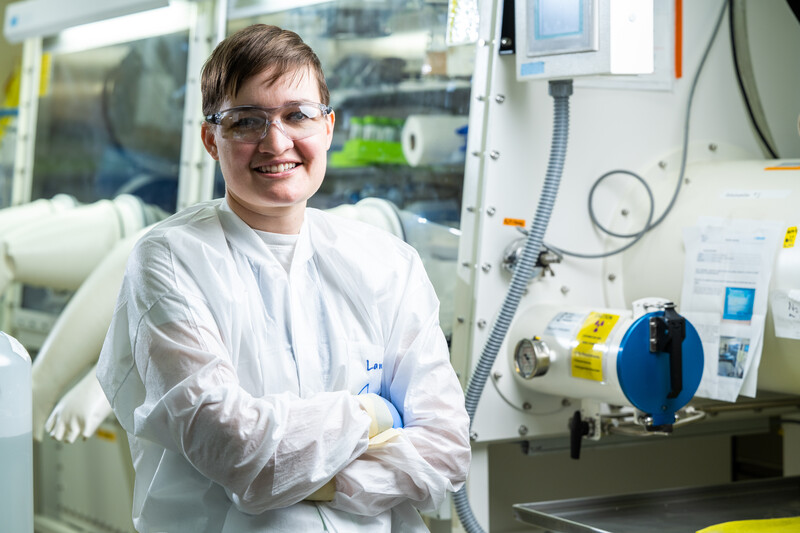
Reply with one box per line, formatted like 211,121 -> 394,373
284,111 -> 310,123
231,116 -> 262,129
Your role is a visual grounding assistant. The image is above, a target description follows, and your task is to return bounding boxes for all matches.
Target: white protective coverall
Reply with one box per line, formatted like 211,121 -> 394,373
96,199 -> 471,532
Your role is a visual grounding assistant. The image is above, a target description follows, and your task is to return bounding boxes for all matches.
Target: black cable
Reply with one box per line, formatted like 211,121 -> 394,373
728,0 -> 779,159
787,0 -> 800,25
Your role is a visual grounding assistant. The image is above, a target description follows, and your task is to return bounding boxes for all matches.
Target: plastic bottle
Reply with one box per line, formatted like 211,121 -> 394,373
0,331 -> 33,533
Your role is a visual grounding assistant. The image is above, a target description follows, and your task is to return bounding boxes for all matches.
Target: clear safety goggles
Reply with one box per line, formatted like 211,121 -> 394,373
205,102 -> 333,143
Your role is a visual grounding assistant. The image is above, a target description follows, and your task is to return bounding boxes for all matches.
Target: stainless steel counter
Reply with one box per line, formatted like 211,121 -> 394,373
513,476 -> 800,533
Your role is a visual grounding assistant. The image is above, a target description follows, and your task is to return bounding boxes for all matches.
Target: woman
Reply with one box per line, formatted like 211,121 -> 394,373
97,24 -> 471,532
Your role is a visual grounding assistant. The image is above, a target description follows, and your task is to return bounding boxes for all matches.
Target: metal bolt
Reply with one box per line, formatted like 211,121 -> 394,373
658,160 -> 667,169
500,37 -> 512,47
495,94 -> 506,103
621,208 -> 630,216
492,371 -> 502,380
481,263 -> 492,273
523,402 -> 532,410
471,151 -> 481,157
461,262 -> 470,268
477,319 -> 487,329
518,425 -> 529,436
561,286 -> 570,295
486,206 -> 496,216
470,431 -> 479,440
457,316 -> 465,323
478,39 -> 487,47
476,95 -> 486,102
466,206 -> 476,212
608,273 -> 616,282
489,150 -> 500,160
709,143 -> 718,152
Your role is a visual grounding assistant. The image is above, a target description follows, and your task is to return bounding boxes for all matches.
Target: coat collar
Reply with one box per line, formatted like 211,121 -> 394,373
215,198 -> 314,271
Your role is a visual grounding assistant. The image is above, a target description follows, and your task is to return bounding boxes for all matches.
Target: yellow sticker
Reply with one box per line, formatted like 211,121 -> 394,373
571,312 -> 619,381
784,226 -> 797,248
503,218 -> 526,227
95,428 -> 117,442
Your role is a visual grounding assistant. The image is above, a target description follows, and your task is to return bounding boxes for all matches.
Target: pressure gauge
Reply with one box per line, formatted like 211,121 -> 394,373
514,337 -> 550,379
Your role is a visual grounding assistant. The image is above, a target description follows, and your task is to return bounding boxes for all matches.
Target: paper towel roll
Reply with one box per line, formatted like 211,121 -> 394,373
402,115 -> 467,167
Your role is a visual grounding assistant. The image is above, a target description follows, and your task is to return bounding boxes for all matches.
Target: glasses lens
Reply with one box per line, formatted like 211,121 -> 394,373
219,108 -> 268,143
277,103 -> 327,140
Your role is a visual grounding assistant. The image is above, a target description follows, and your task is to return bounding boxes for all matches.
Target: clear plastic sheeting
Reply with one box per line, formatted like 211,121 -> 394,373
33,30 -> 189,214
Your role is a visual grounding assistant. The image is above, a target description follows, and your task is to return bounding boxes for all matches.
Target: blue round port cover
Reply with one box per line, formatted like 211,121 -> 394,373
617,310 -> 704,425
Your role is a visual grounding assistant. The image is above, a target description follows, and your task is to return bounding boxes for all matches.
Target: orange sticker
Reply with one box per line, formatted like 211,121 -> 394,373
503,218 -> 525,227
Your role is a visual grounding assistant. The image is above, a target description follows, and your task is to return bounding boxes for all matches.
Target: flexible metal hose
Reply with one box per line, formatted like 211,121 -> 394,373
454,79 -> 573,533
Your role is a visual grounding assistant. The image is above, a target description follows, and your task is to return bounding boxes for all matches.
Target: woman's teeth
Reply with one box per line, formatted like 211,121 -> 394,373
258,163 -> 297,173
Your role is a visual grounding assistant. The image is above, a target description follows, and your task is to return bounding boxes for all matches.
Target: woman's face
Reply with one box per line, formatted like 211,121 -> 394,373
201,67 -> 334,233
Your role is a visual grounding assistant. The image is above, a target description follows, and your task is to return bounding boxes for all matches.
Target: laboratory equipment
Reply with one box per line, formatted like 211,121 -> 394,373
3,0 -> 168,43
0,194 -> 164,293
507,300 -> 703,455
452,0 -> 800,531
514,0 -> 654,80
0,330 -> 33,533
31,226 -> 152,442
0,193 -> 77,234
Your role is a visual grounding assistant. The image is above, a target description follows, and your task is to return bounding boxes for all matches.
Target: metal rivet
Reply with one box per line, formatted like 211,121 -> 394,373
477,319 -> 487,329
476,95 -> 486,102
495,94 -> 506,103
621,209 -> 629,216
501,37 -> 512,47
561,286 -> 570,295
470,431 -> 479,440
709,143 -> 718,152
457,317 -> 465,324
608,273 -> 616,282
518,425 -> 529,436
492,371 -> 502,380
489,150 -> 500,160
658,161 -> 667,169
523,402 -> 532,410
486,206 -> 496,216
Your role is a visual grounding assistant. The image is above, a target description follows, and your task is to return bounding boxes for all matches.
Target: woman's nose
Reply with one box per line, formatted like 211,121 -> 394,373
258,120 -> 294,152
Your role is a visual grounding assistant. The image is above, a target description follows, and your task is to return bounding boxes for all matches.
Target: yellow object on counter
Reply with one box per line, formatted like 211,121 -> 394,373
697,517 -> 800,532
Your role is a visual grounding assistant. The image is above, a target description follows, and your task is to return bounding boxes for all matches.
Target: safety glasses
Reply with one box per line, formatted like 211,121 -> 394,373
206,102 -> 333,143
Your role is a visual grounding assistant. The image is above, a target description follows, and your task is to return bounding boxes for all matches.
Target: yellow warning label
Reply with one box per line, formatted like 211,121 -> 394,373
784,226 -> 797,248
503,218 -> 526,227
571,312 -> 619,381
95,428 -> 117,442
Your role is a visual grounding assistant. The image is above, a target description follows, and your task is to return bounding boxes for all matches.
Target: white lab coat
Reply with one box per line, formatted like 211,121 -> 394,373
96,199 -> 471,532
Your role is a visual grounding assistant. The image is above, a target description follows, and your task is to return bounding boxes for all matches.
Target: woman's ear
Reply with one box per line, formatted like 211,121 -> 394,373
201,122 -> 220,161
324,110 -> 335,151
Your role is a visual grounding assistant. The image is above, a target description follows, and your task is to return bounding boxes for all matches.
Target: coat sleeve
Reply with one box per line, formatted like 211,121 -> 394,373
329,256 -> 472,516
101,239 -> 375,515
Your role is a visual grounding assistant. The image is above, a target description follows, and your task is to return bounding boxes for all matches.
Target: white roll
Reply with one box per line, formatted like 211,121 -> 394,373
401,115 -> 467,167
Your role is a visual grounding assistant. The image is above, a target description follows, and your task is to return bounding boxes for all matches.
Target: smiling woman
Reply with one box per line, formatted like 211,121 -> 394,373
96,23 -> 471,533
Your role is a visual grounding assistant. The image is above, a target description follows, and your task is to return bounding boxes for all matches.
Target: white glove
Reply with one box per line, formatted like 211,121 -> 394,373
31,226 -> 151,441
356,393 -> 400,438
45,364 -> 112,443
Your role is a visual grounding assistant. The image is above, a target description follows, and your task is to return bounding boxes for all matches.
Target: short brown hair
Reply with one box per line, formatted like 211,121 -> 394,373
201,24 -> 329,116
